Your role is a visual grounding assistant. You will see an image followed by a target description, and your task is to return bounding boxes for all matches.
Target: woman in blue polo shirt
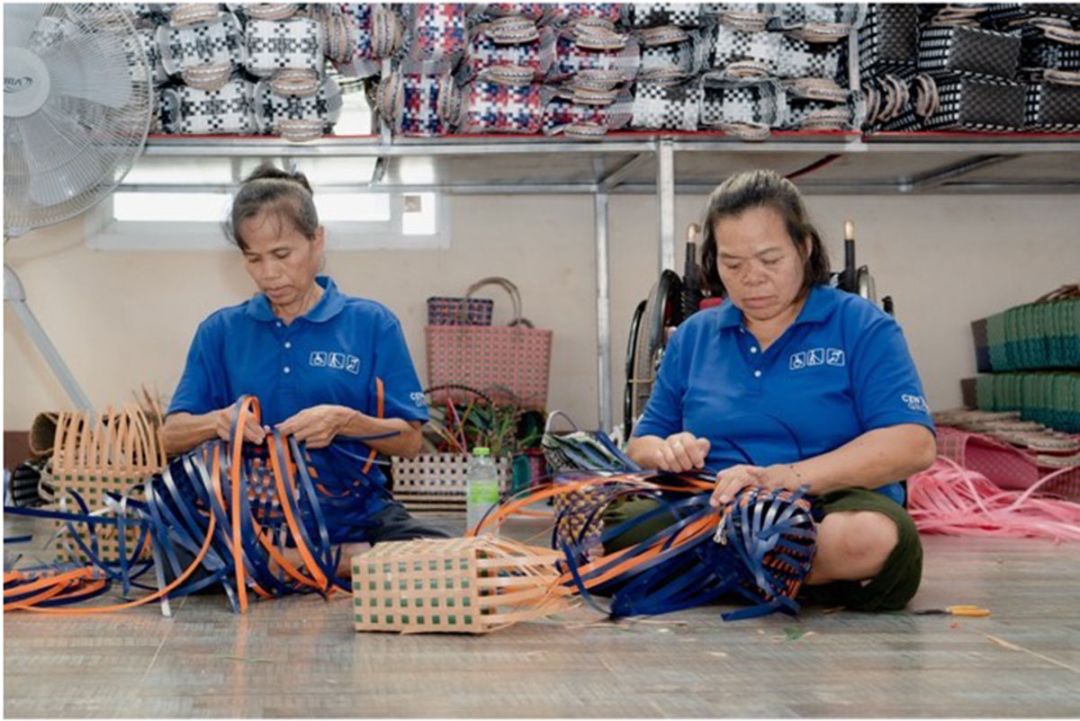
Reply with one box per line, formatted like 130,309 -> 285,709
161,164 -> 447,572
621,169 -> 936,612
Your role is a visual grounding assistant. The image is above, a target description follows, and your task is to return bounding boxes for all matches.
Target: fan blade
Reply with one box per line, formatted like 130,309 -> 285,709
15,107 -> 87,174
28,153 -> 108,208
43,37 -> 135,110
4,4 -> 47,49
16,113 -> 105,207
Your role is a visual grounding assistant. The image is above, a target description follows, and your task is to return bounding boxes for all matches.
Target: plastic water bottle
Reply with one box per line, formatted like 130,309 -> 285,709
466,447 -> 500,535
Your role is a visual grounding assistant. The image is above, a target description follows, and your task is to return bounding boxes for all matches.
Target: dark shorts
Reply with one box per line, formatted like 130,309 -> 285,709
602,487 -> 922,613
798,488 -> 923,612
365,502 -> 452,544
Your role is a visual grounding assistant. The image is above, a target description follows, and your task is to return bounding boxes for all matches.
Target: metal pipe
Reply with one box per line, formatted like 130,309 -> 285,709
599,153 -> 651,190
144,138 -> 659,157
907,154 -> 1012,189
657,139 -> 676,272
5,266 -> 93,412
594,192 -> 612,432
117,183 -> 601,195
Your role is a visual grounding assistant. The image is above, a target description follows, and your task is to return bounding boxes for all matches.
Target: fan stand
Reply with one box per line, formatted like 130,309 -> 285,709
4,261 -> 93,412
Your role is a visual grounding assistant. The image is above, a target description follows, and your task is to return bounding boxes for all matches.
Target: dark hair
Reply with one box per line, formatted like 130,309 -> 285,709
700,169 -> 830,299
225,163 -> 318,250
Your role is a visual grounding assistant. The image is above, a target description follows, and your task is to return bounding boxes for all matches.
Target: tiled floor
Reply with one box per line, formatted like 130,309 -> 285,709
5,518 -> 1080,718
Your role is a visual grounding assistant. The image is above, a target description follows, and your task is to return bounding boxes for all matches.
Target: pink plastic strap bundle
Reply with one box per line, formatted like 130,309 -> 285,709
908,456 -> 1080,542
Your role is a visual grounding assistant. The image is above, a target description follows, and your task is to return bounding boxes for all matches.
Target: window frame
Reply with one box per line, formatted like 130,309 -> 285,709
87,190 -> 451,252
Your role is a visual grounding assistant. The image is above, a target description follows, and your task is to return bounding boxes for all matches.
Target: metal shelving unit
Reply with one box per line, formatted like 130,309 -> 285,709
140,132 -> 1080,429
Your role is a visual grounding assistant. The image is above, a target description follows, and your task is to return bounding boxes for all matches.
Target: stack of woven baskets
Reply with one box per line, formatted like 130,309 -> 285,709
960,284 -> 1080,439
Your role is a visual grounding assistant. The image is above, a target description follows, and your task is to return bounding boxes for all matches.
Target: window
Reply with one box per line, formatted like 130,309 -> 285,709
90,156 -> 448,251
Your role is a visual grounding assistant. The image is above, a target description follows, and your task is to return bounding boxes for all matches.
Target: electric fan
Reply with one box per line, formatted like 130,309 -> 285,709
4,3 -> 152,410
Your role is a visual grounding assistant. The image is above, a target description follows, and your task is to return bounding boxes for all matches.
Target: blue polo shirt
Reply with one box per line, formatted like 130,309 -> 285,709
168,276 -> 428,518
633,284 -> 934,505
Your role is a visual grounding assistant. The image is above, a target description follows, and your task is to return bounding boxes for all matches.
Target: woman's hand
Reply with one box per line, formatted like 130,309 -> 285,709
653,432 -> 711,473
216,407 -> 267,445
709,463 -> 802,507
276,405 -> 356,449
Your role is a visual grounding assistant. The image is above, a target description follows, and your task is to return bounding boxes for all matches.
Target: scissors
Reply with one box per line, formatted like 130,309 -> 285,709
914,605 -> 991,617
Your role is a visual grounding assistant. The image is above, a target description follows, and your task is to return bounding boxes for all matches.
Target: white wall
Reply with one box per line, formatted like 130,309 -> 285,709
5,192 -> 1079,431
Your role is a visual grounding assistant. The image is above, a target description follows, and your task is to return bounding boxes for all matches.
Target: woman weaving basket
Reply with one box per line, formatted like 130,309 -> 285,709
161,164 -> 448,573
621,170 -> 937,612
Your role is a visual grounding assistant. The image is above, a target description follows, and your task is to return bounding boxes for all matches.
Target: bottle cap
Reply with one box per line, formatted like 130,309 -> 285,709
472,447 -> 491,457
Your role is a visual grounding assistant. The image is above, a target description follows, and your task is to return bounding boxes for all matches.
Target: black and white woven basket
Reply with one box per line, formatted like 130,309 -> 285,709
243,17 -> 325,78
917,25 -> 1021,81
160,78 -> 257,134
710,22 -> 781,77
627,3 -> 705,29
699,74 -> 786,136
920,73 -> 1027,131
254,77 -> 342,141
630,80 -> 702,130
156,10 -> 246,91
775,34 -> 844,79
1025,79 -> 1080,131
857,3 -> 919,77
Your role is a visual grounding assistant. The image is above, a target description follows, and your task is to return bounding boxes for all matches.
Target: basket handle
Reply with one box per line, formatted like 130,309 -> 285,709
544,410 -> 580,434
464,276 -> 527,326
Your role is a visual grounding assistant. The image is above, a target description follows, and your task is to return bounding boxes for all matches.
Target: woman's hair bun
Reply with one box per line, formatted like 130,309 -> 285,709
243,162 -> 313,194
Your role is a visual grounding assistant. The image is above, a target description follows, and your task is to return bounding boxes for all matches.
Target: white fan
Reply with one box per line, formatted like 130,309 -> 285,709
4,3 -> 151,411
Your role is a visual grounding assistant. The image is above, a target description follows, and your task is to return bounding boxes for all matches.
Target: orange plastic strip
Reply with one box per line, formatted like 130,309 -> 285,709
361,378 -> 385,474
266,434 -> 329,592
229,396 -> 261,612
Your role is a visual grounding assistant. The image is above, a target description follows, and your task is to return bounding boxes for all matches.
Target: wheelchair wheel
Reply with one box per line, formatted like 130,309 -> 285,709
622,299 -> 647,442
625,269 -> 683,439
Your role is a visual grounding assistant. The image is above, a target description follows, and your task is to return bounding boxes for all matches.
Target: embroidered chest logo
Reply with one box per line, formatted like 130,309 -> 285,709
309,351 -> 361,375
789,347 -> 845,371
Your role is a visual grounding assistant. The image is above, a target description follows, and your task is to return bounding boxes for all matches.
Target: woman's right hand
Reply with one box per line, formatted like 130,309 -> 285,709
215,407 -> 267,445
652,432 -> 711,473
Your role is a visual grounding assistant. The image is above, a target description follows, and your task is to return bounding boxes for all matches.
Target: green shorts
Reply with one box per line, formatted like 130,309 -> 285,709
601,488 -> 922,613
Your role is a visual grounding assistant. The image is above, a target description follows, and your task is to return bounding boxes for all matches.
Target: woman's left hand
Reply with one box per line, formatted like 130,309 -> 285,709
709,463 -> 802,507
277,405 -> 355,449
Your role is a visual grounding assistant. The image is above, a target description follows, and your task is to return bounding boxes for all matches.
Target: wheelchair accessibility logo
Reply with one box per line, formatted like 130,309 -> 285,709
309,351 -> 361,375
790,347 -> 845,370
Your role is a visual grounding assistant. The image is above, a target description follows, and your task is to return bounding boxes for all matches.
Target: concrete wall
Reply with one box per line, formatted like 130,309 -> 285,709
5,192 -> 1079,431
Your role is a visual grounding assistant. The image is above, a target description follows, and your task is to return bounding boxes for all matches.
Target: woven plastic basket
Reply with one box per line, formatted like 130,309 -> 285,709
391,453 -> 511,515
351,536 -> 566,634
46,406 -> 165,562
426,277 -> 552,410
426,297 -> 494,326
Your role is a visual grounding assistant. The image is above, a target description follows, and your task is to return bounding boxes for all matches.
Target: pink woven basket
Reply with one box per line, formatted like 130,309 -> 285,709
937,426 -> 1080,498
425,277 -> 552,410
426,297 -> 494,326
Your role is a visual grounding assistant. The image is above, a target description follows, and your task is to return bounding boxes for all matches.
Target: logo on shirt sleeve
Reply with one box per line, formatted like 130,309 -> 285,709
807,348 -> 825,367
329,352 -> 346,369
410,391 -> 427,408
826,348 -> 846,366
345,355 -> 361,375
310,351 -> 327,367
789,352 -> 807,370
901,394 -> 930,413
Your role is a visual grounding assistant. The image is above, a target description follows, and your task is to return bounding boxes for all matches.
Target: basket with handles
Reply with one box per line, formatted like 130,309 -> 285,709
425,276 -> 552,410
